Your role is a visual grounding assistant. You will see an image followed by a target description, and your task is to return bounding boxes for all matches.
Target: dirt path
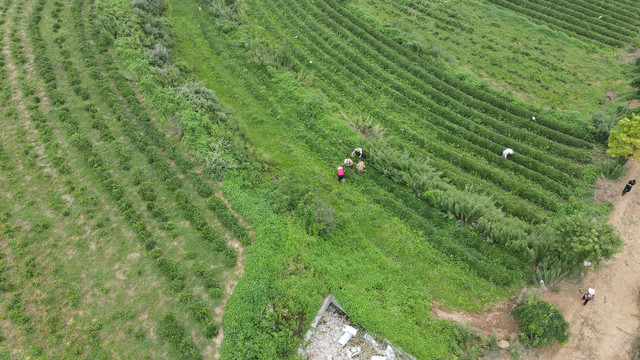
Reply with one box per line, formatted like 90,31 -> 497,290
433,161 -> 640,359
538,160 -> 640,360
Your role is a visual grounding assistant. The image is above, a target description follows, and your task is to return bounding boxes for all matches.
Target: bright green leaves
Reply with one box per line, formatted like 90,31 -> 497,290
607,114 -> 640,160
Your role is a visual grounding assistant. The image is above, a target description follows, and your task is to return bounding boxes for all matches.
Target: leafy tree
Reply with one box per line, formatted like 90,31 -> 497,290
553,215 -> 622,268
607,114 -> 640,160
511,299 -> 569,347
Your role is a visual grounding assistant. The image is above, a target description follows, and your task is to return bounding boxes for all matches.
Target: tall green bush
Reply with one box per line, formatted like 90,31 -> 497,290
511,299 -> 568,347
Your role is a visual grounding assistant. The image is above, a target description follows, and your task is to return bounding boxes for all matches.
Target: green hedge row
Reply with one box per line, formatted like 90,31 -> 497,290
485,0 -> 625,47
285,2 -> 582,187
318,0 -> 595,144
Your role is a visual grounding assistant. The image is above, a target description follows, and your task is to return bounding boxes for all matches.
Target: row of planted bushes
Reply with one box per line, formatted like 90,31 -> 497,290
281,2 -> 583,185
367,140 -> 622,277
28,0 -> 219,349
318,0 -> 595,144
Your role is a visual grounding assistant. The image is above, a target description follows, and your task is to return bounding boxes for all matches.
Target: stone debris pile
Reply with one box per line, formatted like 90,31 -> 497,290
298,295 -> 415,360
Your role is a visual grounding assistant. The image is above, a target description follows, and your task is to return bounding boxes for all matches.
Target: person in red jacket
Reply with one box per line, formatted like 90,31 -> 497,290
337,166 -> 345,182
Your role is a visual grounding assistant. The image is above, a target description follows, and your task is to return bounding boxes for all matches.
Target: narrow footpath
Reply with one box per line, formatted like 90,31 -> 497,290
433,161 -> 640,359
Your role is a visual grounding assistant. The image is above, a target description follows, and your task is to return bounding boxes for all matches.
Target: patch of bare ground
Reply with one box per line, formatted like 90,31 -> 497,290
628,99 -> 640,110
605,89 -> 617,103
434,161 -> 640,359
535,160 -> 640,360
618,48 -> 640,63
432,300 -> 520,341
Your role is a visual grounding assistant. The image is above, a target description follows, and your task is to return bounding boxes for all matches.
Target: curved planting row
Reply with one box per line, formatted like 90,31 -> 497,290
250,0 -> 551,221
320,0 -> 594,145
532,0 -> 640,31
257,0 -> 583,213
485,0 -> 633,47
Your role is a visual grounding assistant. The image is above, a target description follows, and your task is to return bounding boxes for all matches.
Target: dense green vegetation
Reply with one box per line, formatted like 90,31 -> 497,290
511,299 -> 569,347
0,0 -> 636,359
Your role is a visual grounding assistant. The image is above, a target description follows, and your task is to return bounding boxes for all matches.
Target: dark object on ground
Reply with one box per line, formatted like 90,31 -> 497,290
622,179 -> 636,196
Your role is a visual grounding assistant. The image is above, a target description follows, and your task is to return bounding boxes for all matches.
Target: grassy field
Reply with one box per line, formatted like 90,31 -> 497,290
0,0 -> 636,359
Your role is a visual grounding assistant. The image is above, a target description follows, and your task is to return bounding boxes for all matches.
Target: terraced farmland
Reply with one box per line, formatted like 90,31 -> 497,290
243,0 -> 593,223
0,0 -> 248,357
0,0 -> 635,359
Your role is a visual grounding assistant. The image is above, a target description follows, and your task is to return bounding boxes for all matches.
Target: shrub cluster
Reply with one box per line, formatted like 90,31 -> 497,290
511,299 -> 568,347
158,314 -> 203,360
207,196 -> 251,245
272,176 -> 337,238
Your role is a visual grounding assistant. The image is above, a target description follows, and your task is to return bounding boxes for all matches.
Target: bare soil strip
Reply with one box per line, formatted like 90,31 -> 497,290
538,160 -> 640,360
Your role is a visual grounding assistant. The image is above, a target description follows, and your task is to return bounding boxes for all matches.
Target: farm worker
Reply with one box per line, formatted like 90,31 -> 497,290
502,148 -> 514,159
351,148 -> 363,158
344,158 -> 353,167
531,116 -> 536,122
622,179 -> 636,196
582,288 -> 595,305
356,161 -> 365,173
337,166 -> 345,182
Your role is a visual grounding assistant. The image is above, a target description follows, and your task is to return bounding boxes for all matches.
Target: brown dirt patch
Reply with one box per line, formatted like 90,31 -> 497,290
605,90 -> 617,103
433,161 -> 640,360
535,160 -> 640,360
432,300 -> 520,341
628,99 -> 640,110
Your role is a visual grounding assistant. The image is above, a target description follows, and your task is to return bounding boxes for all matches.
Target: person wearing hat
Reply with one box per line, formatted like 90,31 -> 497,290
582,288 -> 595,305
356,160 -> 365,173
344,158 -> 353,167
502,148 -> 514,159
622,179 -> 636,196
351,148 -> 363,158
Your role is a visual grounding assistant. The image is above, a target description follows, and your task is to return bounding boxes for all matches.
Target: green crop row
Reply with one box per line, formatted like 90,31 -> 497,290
29,0 -> 221,344
486,0 -> 626,47
320,0 -> 595,145
207,196 -> 252,246
269,0 -> 567,213
158,314 -> 203,360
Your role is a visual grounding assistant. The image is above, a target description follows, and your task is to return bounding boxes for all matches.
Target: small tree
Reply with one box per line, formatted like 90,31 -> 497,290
511,299 -> 569,347
607,114 -> 640,160
553,215 -> 622,268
